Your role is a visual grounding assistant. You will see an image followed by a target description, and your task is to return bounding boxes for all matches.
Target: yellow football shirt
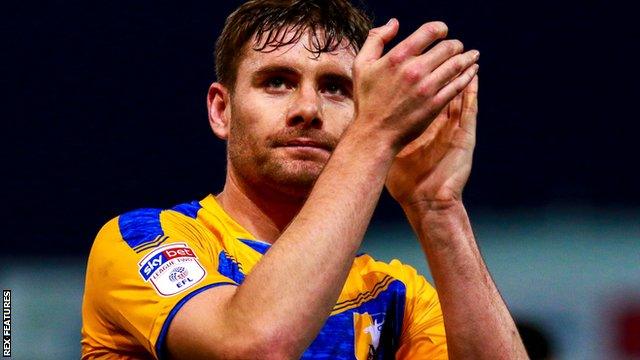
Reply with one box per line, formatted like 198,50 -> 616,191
81,194 -> 447,359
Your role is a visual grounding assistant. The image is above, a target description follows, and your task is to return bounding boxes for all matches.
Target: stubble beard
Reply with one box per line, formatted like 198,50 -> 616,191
227,123 -> 325,200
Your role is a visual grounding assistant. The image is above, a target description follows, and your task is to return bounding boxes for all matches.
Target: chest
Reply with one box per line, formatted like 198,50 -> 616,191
215,242 -> 407,359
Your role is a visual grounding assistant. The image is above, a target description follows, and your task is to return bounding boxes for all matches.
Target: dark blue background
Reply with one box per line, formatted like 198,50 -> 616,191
5,0 -> 639,255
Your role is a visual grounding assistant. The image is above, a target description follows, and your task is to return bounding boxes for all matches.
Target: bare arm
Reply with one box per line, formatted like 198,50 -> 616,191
167,20 -> 479,360
387,77 -> 528,359
405,201 -> 527,359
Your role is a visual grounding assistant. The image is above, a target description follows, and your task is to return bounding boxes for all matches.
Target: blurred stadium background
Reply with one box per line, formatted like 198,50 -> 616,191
4,0 -> 639,359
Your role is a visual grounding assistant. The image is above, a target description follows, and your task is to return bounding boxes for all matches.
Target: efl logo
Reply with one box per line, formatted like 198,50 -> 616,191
3,290 -> 10,357
137,243 -> 206,296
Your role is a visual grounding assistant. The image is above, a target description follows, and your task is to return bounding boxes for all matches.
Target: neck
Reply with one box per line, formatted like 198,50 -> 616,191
216,168 -> 307,244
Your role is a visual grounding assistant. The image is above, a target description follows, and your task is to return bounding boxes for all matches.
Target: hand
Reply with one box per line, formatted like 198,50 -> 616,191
352,19 -> 479,151
386,75 -> 479,207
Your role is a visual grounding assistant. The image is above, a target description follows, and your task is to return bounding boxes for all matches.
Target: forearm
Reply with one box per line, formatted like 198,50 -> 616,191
226,125 -> 395,357
403,201 -> 527,359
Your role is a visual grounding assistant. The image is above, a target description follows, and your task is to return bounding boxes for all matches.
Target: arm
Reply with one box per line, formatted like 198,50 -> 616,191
386,77 -> 528,359
167,20 -> 480,360
406,199 -> 526,359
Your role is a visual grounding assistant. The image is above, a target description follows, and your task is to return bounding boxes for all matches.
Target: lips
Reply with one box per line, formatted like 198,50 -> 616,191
279,138 -> 333,152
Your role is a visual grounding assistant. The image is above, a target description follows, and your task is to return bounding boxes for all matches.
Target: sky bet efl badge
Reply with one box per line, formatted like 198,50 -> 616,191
138,243 -> 206,296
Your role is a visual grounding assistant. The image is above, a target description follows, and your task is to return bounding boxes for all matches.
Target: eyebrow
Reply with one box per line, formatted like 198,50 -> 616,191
321,73 -> 353,90
251,65 -> 300,83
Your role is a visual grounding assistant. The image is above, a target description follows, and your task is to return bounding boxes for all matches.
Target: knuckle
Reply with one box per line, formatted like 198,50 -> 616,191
402,66 -> 422,83
368,28 -> 381,38
441,40 -> 453,51
449,39 -> 464,54
419,24 -> 440,38
452,58 -> 465,72
440,40 -> 453,52
389,50 -> 407,66
417,82 -> 434,97
430,94 -> 445,108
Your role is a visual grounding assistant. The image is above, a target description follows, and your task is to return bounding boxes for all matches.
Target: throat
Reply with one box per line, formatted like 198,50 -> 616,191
216,172 -> 308,244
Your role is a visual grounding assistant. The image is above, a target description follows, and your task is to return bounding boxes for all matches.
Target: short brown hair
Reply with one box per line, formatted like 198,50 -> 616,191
215,0 -> 372,89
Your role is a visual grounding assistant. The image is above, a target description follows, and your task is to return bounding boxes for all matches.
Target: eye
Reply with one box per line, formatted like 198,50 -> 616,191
324,82 -> 344,95
264,76 -> 289,91
321,80 -> 351,99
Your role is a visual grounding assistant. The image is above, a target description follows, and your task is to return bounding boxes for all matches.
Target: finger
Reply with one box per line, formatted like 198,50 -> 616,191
460,74 -> 479,134
449,90 -> 463,124
424,49 -> 479,95
384,21 -> 448,64
431,64 -> 479,111
423,103 -> 451,144
356,18 -> 400,65
397,107 -> 447,157
436,91 -> 463,144
415,39 -> 464,74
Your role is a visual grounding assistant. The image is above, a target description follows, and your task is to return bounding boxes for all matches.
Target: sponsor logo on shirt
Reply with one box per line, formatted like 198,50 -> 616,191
137,243 -> 206,296
353,312 -> 385,360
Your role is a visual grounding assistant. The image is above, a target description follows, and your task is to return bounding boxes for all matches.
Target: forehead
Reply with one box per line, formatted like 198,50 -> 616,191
237,28 -> 357,78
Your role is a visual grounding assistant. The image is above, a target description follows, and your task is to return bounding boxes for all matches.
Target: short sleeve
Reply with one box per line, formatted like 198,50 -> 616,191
393,261 -> 448,359
82,208 -> 237,359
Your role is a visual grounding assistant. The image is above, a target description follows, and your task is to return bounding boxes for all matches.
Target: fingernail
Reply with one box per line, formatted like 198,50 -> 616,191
472,50 -> 480,60
386,18 -> 395,26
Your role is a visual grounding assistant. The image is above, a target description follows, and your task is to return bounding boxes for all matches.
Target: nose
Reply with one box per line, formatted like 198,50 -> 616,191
286,84 -> 322,129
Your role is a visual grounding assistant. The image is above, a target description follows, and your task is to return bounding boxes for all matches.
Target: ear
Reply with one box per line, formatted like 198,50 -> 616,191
207,82 -> 231,140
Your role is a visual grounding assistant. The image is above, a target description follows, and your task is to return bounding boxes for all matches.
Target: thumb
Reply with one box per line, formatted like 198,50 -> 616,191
356,18 -> 399,64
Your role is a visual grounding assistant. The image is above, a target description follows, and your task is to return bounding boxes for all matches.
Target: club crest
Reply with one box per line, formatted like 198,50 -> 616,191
353,312 -> 386,359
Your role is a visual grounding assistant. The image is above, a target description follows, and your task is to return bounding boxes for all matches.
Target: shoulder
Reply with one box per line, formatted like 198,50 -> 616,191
84,199 -> 225,305
93,200 -> 209,252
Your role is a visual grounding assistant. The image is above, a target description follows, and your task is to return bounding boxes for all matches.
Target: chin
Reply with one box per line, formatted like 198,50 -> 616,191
263,160 -> 324,197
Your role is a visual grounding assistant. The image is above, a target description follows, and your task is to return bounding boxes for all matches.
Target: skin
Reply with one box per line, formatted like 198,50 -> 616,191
166,19 -> 527,359
212,31 -> 357,237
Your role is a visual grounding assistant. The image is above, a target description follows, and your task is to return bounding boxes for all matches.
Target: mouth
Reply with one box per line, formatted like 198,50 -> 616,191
278,138 -> 333,152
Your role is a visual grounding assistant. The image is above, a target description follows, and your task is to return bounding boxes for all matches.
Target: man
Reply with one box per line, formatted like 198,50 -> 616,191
82,0 -> 527,358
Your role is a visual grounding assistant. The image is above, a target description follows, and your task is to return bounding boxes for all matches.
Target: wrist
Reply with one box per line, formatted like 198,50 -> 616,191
401,198 -> 465,217
401,199 -> 471,248
349,113 -> 406,155
313,120 -> 397,197
339,117 -> 398,163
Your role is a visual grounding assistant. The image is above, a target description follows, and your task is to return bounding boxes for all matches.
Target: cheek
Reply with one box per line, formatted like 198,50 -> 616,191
228,97 -> 282,152
227,101 -> 256,154
233,91 -> 287,132
229,118 -> 264,158
323,101 -> 354,135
